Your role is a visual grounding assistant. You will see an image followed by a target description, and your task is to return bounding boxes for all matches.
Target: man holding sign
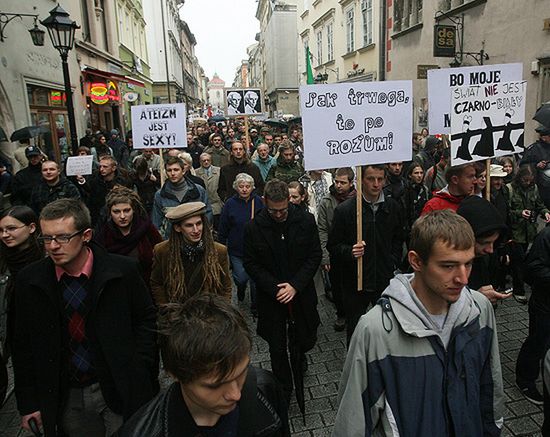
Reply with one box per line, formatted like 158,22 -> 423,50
327,165 -> 405,345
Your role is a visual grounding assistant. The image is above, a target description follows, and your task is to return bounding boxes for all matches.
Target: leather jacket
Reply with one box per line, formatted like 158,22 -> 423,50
114,367 -> 290,437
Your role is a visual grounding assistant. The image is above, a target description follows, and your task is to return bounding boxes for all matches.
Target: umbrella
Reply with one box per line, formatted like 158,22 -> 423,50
28,418 -> 42,436
209,115 -> 226,123
10,125 -> 48,142
264,118 -> 288,129
0,127 -> 7,142
533,103 -> 550,128
287,116 -> 302,124
287,303 -> 306,424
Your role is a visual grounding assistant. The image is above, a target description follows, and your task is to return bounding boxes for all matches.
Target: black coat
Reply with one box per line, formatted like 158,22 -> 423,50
115,367 -> 290,437
328,195 -> 405,293
30,178 -> 81,214
11,163 -> 43,205
243,205 -> 321,351
218,159 -> 265,201
12,243 -> 159,437
525,226 -> 550,310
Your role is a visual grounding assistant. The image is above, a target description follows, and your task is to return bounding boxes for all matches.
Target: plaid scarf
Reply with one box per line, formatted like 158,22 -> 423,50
60,274 -> 96,385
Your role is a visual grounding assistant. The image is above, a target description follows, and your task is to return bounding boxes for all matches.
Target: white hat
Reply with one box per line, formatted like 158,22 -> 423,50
489,164 -> 508,178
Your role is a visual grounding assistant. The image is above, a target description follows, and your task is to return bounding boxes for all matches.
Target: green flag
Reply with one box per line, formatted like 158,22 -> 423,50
306,46 -> 314,84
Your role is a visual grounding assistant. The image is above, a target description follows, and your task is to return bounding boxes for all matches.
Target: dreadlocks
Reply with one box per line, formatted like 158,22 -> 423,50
165,215 -> 225,302
105,185 -> 147,218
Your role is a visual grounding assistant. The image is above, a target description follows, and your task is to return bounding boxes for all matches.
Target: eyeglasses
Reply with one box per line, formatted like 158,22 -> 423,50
38,229 -> 85,245
0,225 -> 26,234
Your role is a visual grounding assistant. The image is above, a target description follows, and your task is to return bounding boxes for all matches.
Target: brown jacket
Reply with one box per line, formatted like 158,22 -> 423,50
150,240 -> 232,305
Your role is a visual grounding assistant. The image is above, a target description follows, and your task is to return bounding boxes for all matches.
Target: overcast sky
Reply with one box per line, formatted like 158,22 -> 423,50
180,0 -> 260,85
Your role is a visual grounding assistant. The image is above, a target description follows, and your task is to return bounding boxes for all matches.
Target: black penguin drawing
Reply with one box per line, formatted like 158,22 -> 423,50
455,115 -> 474,161
472,116 -> 495,157
497,111 -> 515,152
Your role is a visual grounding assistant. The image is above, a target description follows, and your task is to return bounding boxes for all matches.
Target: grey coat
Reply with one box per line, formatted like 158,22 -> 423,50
195,165 -> 223,215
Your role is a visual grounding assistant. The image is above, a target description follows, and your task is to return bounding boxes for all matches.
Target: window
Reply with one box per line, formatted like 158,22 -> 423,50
541,62 -> 550,104
326,22 -> 334,61
316,29 -> 323,66
346,6 -> 355,53
80,0 -> 91,41
393,0 -> 423,32
361,0 -> 373,46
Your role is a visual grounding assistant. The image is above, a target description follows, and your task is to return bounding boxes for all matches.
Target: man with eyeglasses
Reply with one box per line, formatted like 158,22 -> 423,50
12,198 -> 158,436
243,179 -> 321,404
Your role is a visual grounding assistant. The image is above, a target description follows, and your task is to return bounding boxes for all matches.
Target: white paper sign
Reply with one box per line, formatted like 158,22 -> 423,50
131,103 -> 187,149
428,63 -> 523,134
300,81 -> 413,171
450,80 -> 526,166
65,155 -> 93,176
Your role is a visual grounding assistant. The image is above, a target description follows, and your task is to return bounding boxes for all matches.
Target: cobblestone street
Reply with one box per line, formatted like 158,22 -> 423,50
0,288 -> 544,436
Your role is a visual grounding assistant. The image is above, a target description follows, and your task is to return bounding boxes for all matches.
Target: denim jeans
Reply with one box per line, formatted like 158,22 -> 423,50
516,298 -> 550,389
61,383 -> 123,436
229,255 -> 256,309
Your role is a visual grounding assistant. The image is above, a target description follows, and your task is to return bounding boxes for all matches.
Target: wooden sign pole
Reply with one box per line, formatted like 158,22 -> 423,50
485,158 -> 491,201
356,166 -> 363,291
159,151 -> 166,186
244,116 -> 251,153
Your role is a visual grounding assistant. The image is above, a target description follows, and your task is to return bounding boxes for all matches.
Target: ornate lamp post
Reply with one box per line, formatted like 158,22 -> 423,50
41,5 -> 80,154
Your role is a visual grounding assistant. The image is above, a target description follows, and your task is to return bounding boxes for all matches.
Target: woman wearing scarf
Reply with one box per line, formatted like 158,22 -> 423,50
150,202 -> 232,306
94,186 -> 162,287
0,206 -> 43,402
218,173 -> 264,315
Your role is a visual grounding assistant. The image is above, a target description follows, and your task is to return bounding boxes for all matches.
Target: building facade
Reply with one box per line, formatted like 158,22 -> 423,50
386,0 -> 550,140
143,0 -> 184,104
256,0 -> 300,117
114,0 -> 154,133
207,73 -> 226,113
297,0 -> 384,86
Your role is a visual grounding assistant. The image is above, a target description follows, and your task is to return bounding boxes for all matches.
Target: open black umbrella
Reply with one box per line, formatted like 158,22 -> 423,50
264,118 -> 288,129
10,125 -> 48,142
287,303 -> 306,424
288,116 -> 302,124
533,103 -> 550,128
209,115 -> 226,123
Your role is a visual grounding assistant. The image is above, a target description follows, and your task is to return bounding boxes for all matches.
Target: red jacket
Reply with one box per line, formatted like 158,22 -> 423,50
421,189 -> 464,215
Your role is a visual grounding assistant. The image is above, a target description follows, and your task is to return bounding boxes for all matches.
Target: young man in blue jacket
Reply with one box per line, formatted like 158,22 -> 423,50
334,210 -> 504,436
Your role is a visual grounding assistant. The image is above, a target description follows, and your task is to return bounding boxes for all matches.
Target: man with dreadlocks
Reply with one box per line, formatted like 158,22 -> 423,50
150,202 -> 232,305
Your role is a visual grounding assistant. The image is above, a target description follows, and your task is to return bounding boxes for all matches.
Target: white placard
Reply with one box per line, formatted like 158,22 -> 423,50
131,103 -> 187,149
65,155 -> 94,176
428,63 -> 523,134
224,88 -> 263,116
450,80 -> 526,166
300,81 -> 413,171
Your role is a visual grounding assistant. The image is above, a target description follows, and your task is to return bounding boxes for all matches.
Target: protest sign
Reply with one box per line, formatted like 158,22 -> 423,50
225,88 -> 263,116
428,63 -> 522,134
299,81 -> 413,171
450,80 -> 526,166
65,155 -> 93,176
131,103 -> 187,149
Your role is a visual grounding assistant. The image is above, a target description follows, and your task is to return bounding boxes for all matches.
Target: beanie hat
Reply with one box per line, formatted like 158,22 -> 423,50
457,195 -> 507,238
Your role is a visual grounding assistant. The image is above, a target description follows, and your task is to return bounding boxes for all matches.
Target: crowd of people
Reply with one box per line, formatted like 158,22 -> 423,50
0,116 -> 549,436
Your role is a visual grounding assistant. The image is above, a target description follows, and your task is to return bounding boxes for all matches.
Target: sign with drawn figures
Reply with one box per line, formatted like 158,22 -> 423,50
224,88 -> 263,116
299,81 -> 413,171
428,63 -> 523,134
450,80 -> 526,166
131,103 -> 187,149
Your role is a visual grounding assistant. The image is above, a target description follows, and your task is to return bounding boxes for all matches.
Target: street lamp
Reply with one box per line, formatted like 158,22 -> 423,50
0,11 -> 45,45
41,4 -> 80,154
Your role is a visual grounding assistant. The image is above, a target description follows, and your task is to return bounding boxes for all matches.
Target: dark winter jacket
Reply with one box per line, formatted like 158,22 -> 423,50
521,139 -> 550,191
401,181 -> 430,232
12,243 -> 159,437
217,158 -> 265,201
243,205 -> 321,351
383,174 -> 406,202
11,163 -> 43,206
328,194 -> 404,294
151,177 -> 212,238
218,194 -> 264,258
30,178 -> 81,214
129,169 -> 161,214
524,226 -> 550,310
265,158 -> 304,184
506,181 -> 549,244
114,367 -> 290,437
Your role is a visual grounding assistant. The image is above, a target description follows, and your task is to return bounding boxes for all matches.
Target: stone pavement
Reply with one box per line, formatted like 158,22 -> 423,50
0,288 -> 544,436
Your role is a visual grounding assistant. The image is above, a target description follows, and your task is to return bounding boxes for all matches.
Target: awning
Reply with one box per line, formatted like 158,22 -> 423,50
82,66 -> 145,88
